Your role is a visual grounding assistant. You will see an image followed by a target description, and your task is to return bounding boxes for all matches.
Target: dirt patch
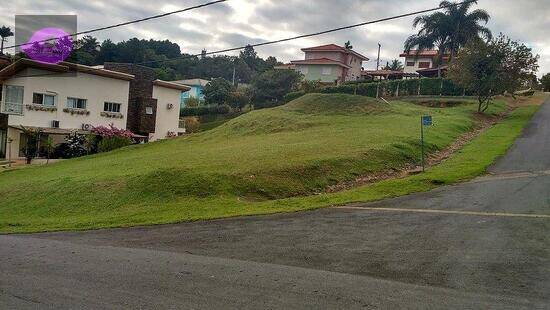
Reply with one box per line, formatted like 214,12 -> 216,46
411,100 -> 469,108
325,109 -> 506,193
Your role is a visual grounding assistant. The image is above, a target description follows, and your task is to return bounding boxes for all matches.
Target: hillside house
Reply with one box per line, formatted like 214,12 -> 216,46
0,59 -> 189,160
400,50 -> 450,76
172,78 -> 210,107
289,44 -> 369,84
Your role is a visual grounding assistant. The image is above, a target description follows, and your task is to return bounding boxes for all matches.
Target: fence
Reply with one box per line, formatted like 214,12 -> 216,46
321,78 -> 472,99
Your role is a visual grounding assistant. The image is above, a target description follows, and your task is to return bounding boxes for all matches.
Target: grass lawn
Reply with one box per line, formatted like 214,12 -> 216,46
0,93 -> 541,233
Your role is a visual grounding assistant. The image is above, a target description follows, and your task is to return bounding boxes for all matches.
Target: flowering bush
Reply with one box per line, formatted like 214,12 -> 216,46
91,124 -> 133,153
91,124 -> 133,138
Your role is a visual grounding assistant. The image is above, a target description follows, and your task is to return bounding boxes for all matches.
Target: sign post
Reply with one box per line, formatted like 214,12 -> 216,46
421,115 -> 432,172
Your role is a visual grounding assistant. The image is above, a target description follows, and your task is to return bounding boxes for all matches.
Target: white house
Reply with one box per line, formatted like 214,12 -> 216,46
0,59 -> 189,160
400,50 -> 449,74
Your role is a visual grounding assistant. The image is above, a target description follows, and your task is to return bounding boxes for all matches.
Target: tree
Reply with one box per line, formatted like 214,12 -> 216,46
448,35 -> 539,112
0,26 -> 14,54
382,59 -> 404,71
19,126 -> 42,164
405,0 -> 491,63
226,90 -> 251,111
45,136 -> 55,164
541,73 -> 550,92
493,35 -> 539,95
240,44 -> 259,71
344,41 -> 353,50
203,78 -> 233,105
251,69 -> 302,103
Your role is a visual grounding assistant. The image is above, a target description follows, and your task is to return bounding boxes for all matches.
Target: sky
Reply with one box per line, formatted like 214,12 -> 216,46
1,0 -> 549,76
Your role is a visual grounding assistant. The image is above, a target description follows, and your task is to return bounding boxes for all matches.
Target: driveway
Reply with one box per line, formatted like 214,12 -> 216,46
2,101 -> 550,309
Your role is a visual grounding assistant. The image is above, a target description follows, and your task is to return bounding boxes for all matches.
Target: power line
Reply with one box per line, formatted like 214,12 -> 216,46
136,0 -> 476,66
6,0 -> 476,78
3,0 -> 228,50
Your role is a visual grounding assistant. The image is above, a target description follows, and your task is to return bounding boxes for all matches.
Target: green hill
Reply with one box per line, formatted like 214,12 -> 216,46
0,93 -> 503,232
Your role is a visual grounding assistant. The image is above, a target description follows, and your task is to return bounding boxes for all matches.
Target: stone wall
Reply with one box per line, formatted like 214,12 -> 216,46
103,63 -> 157,136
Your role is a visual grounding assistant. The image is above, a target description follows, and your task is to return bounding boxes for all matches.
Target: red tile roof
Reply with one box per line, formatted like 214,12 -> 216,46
0,58 -> 135,82
301,44 -> 369,61
290,58 -> 351,68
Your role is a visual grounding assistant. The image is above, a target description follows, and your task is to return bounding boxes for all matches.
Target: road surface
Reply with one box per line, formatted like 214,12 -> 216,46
2,101 -> 550,309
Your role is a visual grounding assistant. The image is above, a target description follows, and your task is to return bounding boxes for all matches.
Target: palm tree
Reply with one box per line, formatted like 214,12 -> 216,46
0,26 -> 14,54
383,59 -> 404,71
404,0 -> 491,63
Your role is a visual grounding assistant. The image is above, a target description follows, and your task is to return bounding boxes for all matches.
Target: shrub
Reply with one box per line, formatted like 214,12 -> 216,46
284,90 -> 306,102
419,78 -> 443,96
98,136 -> 132,153
185,96 -> 200,107
318,78 -> 469,98
61,132 -> 87,158
252,69 -> 302,103
183,116 -> 200,133
181,104 -> 232,117
92,124 -> 133,153
204,78 -> 233,105
253,100 -> 284,110
226,90 -> 251,110
300,80 -> 322,92
92,124 -> 133,139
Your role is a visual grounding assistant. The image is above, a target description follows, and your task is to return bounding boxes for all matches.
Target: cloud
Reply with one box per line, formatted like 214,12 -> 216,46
1,0 -> 549,75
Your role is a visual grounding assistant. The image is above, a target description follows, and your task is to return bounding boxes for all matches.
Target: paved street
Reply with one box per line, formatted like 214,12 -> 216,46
1,101 -> 550,309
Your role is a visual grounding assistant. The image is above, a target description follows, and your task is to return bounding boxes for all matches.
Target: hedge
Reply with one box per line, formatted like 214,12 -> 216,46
283,90 -> 306,102
320,78 -> 473,98
181,104 -> 232,117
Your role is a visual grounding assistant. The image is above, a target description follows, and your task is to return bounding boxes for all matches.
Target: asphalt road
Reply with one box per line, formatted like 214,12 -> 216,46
2,101 -> 550,309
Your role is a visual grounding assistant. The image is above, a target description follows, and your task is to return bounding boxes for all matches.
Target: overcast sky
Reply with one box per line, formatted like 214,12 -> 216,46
1,0 -> 549,76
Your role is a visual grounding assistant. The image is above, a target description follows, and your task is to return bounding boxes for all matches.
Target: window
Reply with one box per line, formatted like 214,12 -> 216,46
104,102 -> 121,113
299,66 -> 308,75
418,62 -> 431,69
321,67 -> 332,75
32,93 -> 56,106
145,106 -> 153,115
406,61 -> 415,67
67,97 -> 87,109
2,85 -> 24,115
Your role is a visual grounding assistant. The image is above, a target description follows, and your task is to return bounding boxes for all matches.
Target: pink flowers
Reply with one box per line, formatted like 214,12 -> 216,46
92,124 -> 133,138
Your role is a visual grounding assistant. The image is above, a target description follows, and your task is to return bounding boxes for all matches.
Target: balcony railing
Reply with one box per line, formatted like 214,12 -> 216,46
1,101 -> 23,115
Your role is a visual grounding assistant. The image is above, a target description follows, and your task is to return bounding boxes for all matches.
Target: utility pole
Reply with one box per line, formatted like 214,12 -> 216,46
232,65 -> 236,87
376,43 -> 381,71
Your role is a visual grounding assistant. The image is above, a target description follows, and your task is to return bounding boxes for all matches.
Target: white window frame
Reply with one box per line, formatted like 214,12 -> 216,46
299,66 -> 309,75
1,85 -> 24,115
67,97 -> 87,110
145,106 -> 154,115
104,102 -> 122,113
32,92 -> 56,106
321,66 -> 332,75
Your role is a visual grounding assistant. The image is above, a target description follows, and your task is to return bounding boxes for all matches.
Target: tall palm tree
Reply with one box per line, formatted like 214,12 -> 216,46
0,26 -> 14,54
404,0 -> 491,63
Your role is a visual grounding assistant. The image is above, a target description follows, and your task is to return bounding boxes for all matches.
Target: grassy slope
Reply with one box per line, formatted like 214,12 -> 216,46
0,93 -> 521,233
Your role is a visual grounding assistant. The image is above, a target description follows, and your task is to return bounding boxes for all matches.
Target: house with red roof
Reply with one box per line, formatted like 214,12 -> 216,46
288,44 -> 369,84
400,50 -> 450,75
